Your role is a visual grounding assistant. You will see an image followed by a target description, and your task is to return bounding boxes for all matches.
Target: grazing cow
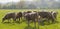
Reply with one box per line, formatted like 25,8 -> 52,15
2,12 -> 22,23
22,11 -> 32,19
24,12 -> 40,29
22,11 -> 32,16
51,11 -> 58,19
16,12 -> 22,21
2,13 -> 16,22
38,11 -> 55,23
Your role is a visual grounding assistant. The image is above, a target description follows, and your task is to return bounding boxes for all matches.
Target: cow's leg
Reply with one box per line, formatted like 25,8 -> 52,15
34,19 -> 36,29
18,18 -> 20,23
19,18 -> 20,21
37,16 -> 41,29
51,16 -> 55,23
38,19 -> 40,29
40,17 -> 44,25
52,19 -> 55,23
28,20 -> 30,29
13,18 -> 16,23
52,14 -> 56,23
46,19 -> 50,24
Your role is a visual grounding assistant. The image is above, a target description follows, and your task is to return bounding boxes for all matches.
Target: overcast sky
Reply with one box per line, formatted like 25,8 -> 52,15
0,0 -> 20,3
0,0 -> 59,3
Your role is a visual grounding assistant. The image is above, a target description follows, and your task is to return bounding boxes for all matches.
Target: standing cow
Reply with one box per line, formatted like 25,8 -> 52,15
38,11 -> 55,24
15,12 -> 22,22
51,11 -> 58,19
51,11 -> 58,22
24,12 -> 40,29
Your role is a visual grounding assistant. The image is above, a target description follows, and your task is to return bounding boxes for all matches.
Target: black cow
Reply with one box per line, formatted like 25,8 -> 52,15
16,12 -> 22,22
51,11 -> 58,19
24,12 -> 40,29
2,12 -> 22,23
2,13 -> 16,22
50,11 -> 58,22
38,11 -> 55,23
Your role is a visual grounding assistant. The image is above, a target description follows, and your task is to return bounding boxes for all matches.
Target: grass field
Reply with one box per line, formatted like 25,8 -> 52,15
0,9 -> 60,29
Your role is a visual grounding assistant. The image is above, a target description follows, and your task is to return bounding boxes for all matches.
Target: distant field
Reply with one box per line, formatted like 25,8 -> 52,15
0,9 -> 60,29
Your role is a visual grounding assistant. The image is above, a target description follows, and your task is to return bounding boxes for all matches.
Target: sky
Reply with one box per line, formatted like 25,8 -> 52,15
0,0 -> 20,3
0,0 -> 34,3
55,0 -> 59,1
0,0 -> 59,3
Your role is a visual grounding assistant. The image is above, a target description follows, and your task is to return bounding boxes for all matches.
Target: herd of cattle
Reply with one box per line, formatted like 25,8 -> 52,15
2,10 -> 58,29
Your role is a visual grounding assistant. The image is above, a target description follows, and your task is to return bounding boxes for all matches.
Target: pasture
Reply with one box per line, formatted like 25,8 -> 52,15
0,9 -> 60,29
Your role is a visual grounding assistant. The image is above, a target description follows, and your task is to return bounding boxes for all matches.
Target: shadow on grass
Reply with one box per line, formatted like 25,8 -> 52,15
55,21 -> 59,23
2,22 -> 11,24
39,21 -> 59,26
24,26 -> 36,29
1,21 -> 24,25
15,21 -> 21,24
2,22 -> 15,25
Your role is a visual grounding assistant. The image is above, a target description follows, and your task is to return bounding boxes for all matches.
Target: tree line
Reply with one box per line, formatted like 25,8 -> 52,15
0,0 -> 60,9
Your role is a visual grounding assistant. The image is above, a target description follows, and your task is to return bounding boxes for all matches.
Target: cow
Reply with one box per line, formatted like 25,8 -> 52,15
2,13 -> 16,23
51,11 -> 58,19
22,11 -> 32,20
22,11 -> 32,16
38,11 -> 55,24
15,12 -> 22,22
50,11 -> 58,22
2,12 -> 22,23
24,12 -> 40,29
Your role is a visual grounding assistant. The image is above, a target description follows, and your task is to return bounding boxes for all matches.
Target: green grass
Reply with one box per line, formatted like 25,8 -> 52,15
0,9 -> 60,29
